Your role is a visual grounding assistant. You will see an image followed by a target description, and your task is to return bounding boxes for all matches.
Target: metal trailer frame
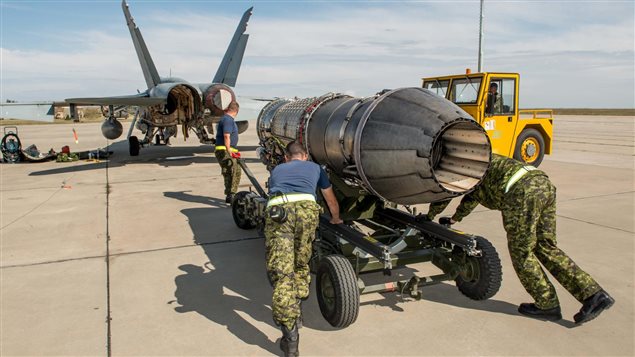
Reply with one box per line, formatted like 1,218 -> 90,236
232,159 -> 503,329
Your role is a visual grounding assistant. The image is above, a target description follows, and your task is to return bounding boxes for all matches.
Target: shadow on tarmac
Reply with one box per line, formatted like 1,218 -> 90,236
166,191 -> 279,354
165,191 -> 577,355
28,141 -> 261,176
165,191 -> 341,354
361,281 -> 577,328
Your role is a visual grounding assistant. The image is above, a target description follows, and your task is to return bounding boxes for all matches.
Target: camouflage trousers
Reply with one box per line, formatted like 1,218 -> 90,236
503,174 -> 602,309
264,200 -> 320,329
214,150 -> 241,196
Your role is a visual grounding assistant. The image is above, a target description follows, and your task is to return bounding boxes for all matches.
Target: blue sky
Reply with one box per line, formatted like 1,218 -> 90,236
1,0 -> 634,108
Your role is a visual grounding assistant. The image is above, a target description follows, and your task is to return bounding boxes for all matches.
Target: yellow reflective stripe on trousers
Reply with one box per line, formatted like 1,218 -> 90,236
267,193 -> 315,207
505,166 -> 537,193
215,146 -> 239,153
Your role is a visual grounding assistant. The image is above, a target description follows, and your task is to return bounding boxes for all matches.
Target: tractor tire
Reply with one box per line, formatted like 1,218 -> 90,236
231,191 -> 258,229
514,128 -> 545,167
316,255 -> 360,328
129,136 -> 140,156
455,236 -> 502,300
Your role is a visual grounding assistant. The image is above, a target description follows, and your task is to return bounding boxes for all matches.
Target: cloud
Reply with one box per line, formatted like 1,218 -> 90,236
1,1 -> 633,108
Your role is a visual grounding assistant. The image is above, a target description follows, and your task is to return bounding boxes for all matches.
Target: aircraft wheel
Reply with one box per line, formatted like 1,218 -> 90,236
316,255 -> 360,328
455,236 -> 502,300
155,134 -> 161,146
514,128 -> 545,167
232,191 -> 258,229
129,136 -> 140,156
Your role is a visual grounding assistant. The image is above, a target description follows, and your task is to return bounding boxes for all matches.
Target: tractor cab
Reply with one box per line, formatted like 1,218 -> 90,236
423,71 -> 553,166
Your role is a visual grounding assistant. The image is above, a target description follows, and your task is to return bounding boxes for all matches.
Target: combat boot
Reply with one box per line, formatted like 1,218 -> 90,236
280,323 -> 299,357
574,290 -> 615,325
518,303 -> 562,321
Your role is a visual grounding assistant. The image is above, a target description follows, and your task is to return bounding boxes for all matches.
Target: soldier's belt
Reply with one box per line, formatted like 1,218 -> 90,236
215,146 -> 239,153
505,166 -> 538,193
267,193 -> 315,208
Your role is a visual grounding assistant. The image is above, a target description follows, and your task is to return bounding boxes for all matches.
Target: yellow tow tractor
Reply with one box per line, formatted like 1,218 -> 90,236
422,71 -> 553,167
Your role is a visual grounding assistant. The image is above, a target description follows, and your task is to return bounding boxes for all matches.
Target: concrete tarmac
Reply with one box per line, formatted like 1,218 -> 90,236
1,115 -> 633,356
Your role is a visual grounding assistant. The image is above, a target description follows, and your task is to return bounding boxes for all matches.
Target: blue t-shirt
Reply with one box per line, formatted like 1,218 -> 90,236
269,160 -> 331,198
215,114 -> 238,147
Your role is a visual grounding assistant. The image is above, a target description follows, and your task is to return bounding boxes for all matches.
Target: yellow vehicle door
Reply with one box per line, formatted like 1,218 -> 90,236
480,75 -> 519,157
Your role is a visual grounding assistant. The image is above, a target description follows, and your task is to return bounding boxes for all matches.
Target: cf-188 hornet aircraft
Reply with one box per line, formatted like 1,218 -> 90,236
66,0 -> 252,156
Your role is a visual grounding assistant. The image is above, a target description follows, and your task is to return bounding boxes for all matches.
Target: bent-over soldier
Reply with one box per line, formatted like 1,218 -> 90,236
427,154 -> 614,324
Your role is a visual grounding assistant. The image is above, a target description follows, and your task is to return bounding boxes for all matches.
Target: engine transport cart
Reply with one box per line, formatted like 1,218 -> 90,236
232,158 -> 503,329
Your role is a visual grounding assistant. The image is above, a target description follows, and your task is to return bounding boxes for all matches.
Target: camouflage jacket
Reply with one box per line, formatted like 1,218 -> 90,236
486,92 -> 504,114
427,154 -> 545,221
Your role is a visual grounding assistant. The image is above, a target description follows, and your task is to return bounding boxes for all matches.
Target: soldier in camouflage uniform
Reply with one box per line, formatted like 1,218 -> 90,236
265,141 -> 342,357
214,101 -> 242,203
428,154 -> 614,324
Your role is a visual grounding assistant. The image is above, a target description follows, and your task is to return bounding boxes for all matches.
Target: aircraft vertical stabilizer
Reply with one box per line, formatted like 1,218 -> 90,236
213,7 -> 253,87
122,0 -> 161,89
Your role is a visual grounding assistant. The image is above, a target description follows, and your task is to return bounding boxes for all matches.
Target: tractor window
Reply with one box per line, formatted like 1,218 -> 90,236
485,78 -> 516,115
451,77 -> 482,104
423,80 -> 449,98
500,78 -> 516,114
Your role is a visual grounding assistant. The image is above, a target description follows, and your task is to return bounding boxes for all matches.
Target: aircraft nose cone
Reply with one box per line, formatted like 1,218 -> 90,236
101,118 -> 123,140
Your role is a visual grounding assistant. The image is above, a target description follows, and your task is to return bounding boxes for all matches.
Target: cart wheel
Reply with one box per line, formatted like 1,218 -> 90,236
513,128 -> 545,167
455,236 -> 502,300
129,136 -> 140,156
232,191 -> 257,229
316,255 -> 360,328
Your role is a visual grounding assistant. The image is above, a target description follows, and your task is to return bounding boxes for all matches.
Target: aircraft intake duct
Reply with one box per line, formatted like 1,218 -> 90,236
256,87 -> 492,204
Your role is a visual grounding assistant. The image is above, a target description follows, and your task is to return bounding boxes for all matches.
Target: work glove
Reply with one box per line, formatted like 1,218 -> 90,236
439,216 -> 455,226
231,151 -> 241,159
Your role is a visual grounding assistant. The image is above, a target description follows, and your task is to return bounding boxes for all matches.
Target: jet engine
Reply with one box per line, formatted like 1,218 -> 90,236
204,83 -> 236,116
256,87 -> 492,205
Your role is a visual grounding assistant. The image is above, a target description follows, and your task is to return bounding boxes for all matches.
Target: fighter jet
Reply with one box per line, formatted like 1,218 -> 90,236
65,0 -> 252,156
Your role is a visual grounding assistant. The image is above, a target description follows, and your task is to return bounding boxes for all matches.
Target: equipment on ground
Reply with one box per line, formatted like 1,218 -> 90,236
232,87 -> 503,328
422,71 -> 553,167
1,127 -> 22,163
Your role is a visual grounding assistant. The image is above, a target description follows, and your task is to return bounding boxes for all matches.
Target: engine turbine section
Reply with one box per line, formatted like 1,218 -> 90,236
256,87 -> 492,205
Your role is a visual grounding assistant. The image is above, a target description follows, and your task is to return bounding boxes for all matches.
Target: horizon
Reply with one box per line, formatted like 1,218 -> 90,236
1,0 -> 634,109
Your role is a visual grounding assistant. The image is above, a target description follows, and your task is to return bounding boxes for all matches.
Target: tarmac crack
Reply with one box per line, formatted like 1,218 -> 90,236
561,190 -> 634,202
0,236 -> 263,270
556,214 -> 634,234
105,145 -> 113,357
0,174 -> 75,230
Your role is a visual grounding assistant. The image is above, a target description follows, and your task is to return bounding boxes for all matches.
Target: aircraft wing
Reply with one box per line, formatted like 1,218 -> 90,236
0,102 -> 56,122
65,93 -> 165,106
